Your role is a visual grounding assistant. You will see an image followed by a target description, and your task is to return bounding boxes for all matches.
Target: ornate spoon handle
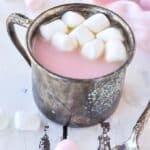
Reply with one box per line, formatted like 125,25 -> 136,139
132,101 -> 150,140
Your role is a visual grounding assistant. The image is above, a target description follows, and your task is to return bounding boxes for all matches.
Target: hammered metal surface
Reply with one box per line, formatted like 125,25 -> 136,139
85,69 -> 125,121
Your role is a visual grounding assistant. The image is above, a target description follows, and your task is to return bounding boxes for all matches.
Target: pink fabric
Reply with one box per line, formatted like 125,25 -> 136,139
24,0 -> 48,11
140,0 -> 150,10
90,0 -> 150,52
91,0 -> 117,5
91,0 -> 150,10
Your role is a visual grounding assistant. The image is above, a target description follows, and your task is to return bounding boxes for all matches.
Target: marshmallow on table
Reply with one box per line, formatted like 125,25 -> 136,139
55,139 -> 78,150
62,11 -> 85,28
14,111 -> 41,131
40,19 -> 68,41
51,32 -> 78,52
83,13 -> 110,33
96,27 -> 125,42
0,109 -> 9,130
105,40 -> 127,62
70,25 -> 95,46
81,39 -> 105,60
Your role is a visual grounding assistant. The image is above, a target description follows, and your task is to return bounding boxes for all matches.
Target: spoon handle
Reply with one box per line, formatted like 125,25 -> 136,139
132,101 -> 150,139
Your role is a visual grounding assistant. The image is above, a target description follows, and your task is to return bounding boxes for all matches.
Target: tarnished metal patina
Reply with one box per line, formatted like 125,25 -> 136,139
6,3 -> 135,127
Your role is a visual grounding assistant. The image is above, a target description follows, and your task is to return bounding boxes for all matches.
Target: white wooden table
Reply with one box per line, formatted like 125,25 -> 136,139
0,1 -> 150,149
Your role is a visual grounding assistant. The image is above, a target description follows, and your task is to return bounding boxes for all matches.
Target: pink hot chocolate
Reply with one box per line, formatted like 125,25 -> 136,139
32,36 -> 122,79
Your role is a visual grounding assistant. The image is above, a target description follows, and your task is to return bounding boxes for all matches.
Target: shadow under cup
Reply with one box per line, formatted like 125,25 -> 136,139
7,3 -> 135,127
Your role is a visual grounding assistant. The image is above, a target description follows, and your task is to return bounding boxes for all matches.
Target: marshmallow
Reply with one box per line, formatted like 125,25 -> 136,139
0,110 -> 9,130
96,27 -> 125,42
55,139 -> 78,150
83,13 -> 110,33
81,39 -> 105,60
105,40 -> 127,62
40,19 -> 68,40
14,111 -> 41,131
51,32 -> 78,52
62,11 -> 85,28
70,25 -> 95,46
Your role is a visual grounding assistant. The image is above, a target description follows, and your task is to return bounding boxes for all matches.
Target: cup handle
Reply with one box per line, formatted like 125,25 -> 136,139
6,13 -> 33,66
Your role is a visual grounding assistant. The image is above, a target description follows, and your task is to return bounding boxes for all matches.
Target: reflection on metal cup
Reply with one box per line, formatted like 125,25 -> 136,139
6,3 -> 135,127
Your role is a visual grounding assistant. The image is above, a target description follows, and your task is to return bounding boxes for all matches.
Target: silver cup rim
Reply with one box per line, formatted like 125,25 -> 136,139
26,3 -> 135,82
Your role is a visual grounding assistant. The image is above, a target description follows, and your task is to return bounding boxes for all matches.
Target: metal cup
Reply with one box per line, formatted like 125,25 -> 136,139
6,3 -> 135,127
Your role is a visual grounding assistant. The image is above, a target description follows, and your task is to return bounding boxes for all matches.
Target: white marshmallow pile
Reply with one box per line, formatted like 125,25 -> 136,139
40,11 -> 127,63
14,111 -> 41,131
52,32 -> 78,52
105,40 -> 127,62
83,13 -> 110,33
62,11 -> 85,28
96,27 -> 125,42
70,25 -> 95,46
40,19 -> 68,40
81,39 -> 104,60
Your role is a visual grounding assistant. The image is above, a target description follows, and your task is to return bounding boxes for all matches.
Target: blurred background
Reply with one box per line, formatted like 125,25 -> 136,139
1,0 -> 150,150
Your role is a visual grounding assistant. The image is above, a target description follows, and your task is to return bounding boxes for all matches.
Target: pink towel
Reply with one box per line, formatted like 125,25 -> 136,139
91,0 -> 150,10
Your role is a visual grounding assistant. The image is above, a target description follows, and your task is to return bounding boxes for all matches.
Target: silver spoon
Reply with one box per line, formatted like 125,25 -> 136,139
113,101 -> 150,150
